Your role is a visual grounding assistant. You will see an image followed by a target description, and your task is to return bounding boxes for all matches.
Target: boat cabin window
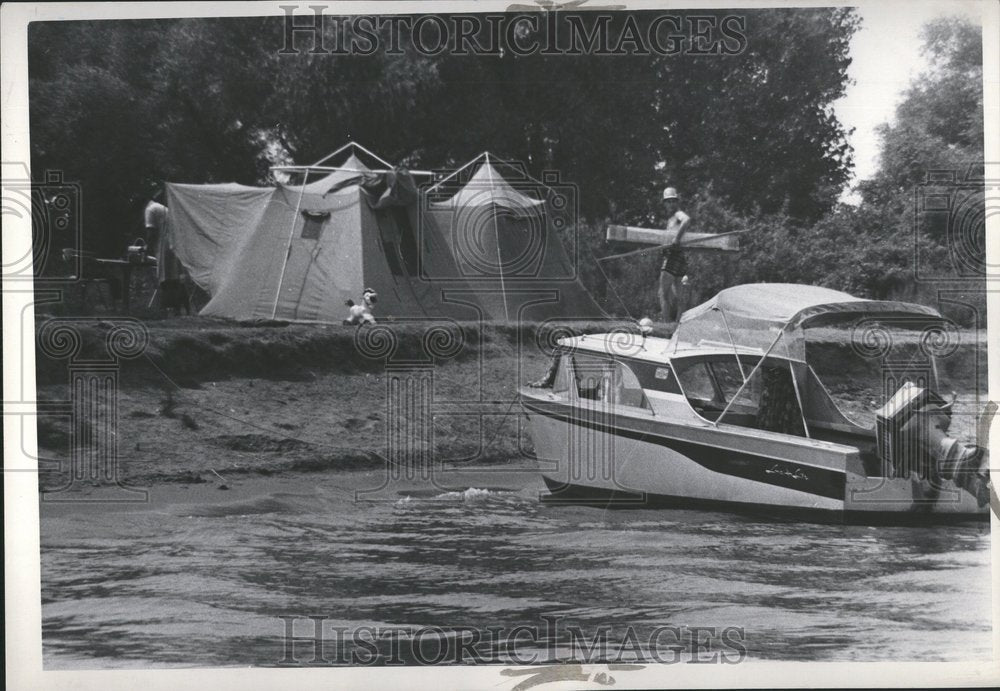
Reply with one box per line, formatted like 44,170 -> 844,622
677,362 -> 717,405
623,360 -> 683,394
569,353 -> 652,411
551,354 -> 573,395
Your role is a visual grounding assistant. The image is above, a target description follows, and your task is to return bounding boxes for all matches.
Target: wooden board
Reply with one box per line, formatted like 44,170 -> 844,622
95,257 -> 157,266
606,224 -> 742,251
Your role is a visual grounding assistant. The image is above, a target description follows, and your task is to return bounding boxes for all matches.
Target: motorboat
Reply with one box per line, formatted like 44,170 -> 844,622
520,283 -> 991,523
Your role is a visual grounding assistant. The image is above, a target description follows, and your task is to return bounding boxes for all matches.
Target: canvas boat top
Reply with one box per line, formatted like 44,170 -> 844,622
680,283 -> 942,330
556,284 -> 946,366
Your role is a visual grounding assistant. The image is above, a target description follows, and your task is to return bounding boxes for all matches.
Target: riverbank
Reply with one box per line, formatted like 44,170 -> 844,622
33,316 -> 988,494
33,317 -> 611,492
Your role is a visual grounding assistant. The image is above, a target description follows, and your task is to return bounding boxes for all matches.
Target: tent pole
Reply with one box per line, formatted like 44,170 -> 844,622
272,165 -> 434,176
426,152 -> 488,193
484,153 -> 510,322
310,142 -> 354,167
350,141 -> 394,168
487,152 -> 552,193
272,171 -> 310,319
310,141 -> 395,168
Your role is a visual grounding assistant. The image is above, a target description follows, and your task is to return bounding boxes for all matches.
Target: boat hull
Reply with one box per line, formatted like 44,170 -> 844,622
522,395 -> 988,524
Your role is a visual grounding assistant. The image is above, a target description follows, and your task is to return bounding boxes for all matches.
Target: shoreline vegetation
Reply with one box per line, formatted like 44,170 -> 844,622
33,317 -> 987,494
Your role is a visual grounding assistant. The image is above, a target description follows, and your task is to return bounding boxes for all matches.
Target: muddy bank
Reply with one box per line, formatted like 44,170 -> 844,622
34,318 -> 615,491
32,317 -> 987,492
34,317 -> 632,385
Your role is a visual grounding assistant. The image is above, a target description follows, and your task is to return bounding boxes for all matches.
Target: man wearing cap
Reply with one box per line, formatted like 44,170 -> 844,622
658,186 -> 691,324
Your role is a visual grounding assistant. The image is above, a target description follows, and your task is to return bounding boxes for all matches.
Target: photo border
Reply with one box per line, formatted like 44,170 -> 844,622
3,1 -> 998,688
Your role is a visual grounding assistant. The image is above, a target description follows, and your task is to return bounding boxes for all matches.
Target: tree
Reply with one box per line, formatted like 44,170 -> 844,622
859,16 -> 983,209
29,9 -> 860,264
29,21 -> 164,255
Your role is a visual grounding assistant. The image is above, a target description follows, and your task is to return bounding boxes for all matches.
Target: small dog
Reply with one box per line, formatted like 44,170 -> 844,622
343,288 -> 377,325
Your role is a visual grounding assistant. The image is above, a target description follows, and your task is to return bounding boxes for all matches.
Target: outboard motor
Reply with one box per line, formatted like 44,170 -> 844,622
876,382 -> 990,507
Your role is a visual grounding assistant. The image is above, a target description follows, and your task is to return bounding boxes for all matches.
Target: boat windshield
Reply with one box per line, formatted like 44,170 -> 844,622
672,352 -> 881,441
671,287 -> 954,435
548,351 -> 654,411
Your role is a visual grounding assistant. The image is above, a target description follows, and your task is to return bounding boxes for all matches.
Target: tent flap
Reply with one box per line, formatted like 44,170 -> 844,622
165,182 -> 275,294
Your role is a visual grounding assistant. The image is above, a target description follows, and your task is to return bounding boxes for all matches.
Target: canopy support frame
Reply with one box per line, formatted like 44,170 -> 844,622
712,326 -> 785,428
718,307 -> 747,382
710,324 -> 813,439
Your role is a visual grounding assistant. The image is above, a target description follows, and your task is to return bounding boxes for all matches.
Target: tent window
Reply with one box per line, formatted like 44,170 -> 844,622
301,210 -> 329,240
674,356 -> 806,435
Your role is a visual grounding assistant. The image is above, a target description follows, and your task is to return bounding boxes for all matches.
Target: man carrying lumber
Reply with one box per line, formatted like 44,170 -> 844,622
658,186 -> 691,324
603,199 -> 743,321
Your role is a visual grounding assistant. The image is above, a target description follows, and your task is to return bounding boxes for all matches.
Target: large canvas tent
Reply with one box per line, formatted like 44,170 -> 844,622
167,144 -> 477,321
421,152 -> 605,322
164,145 -> 605,322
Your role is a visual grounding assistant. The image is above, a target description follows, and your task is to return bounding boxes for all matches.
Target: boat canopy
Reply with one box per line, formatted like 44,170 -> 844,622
672,283 -> 946,434
674,283 -> 944,355
680,283 -> 941,331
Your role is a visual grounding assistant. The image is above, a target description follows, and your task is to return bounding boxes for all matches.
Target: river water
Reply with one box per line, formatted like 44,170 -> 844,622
40,464 -> 992,669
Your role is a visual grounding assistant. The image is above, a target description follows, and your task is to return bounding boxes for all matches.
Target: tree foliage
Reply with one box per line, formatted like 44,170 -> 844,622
586,14 -> 985,323
29,9 -> 858,258
29,11 -> 982,323
859,16 -> 984,209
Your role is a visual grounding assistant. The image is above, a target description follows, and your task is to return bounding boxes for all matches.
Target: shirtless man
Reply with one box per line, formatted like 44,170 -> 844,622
657,186 -> 691,324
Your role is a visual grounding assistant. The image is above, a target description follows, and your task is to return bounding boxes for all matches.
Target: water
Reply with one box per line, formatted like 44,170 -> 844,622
40,465 -> 992,668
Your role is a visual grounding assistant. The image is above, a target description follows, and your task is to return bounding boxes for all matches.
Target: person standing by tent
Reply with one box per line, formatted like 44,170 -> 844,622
145,187 -> 189,315
657,186 -> 691,324
144,188 -> 168,249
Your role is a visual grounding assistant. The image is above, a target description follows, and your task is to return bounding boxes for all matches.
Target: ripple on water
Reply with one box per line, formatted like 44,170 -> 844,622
40,473 -> 992,667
